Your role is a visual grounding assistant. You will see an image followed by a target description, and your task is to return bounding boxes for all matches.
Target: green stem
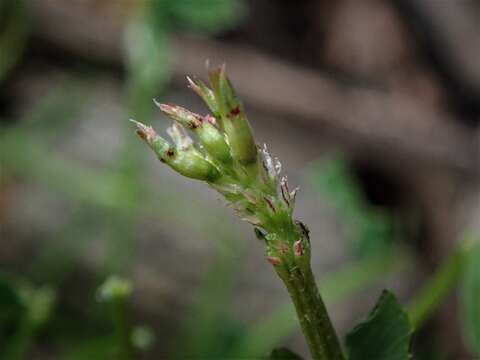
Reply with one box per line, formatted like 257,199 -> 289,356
277,263 -> 344,360
112,297 -> 135,360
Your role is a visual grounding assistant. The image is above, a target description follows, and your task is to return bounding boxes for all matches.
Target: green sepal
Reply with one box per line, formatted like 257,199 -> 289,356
196,122 -> 232,164
168,148 -> 221,182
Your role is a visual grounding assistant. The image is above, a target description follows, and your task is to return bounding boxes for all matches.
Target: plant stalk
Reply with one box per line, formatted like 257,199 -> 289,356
275,260 -> 345,360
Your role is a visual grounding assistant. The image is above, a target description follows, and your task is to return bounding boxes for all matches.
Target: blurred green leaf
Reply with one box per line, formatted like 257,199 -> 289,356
0,281 -> 56,360
0,277 -> 24,346
346,290 -> 412,360
0,278 -> 23,325
165,0 -> 244,33
176,240 -> 243,359
6,80 -> 87,137
461,238 -> 480,354
409,240 -> 470,329
267,347 -> 304,360
0,0 -> 29,81
125,13 -> 173,118
308,156 -> 395,257
63,336 -> 115,360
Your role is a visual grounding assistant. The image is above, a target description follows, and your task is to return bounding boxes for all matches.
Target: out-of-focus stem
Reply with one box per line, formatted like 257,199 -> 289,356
111,296 -> 135,360
408,240 -> 472,329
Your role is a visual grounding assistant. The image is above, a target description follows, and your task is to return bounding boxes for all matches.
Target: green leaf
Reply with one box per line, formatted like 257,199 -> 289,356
346,290 -> 413,360
268,347 -> 304,360
461,240 -> 480,354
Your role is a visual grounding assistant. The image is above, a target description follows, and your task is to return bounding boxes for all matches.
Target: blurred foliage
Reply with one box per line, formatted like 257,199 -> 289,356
0,276 -> 56,360
409,239 -> 471,329
64,277 -> 153,360
150,0 -> 245,34
125,0 -> 245,118
308,156 -> 395,257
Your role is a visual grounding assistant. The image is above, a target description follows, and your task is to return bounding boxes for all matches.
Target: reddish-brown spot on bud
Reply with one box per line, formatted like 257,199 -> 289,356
267,256 -> 282,266
136,129 -> 147,141
231,106 -> 241,115
228,106 -> 241,118
294,240 -> 304,257
166,149 -> 175,157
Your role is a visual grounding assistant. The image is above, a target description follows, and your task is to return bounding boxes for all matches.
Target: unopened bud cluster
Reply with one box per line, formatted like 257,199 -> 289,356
131,66 -> 310,268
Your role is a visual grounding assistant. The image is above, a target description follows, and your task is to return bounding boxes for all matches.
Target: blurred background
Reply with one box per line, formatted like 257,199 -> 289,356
0,0 -> 479,359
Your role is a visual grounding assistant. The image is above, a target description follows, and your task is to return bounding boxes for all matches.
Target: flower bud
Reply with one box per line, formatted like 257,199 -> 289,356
208,66 -> 258,169
165,124 -> 221,182
168,147 -> 221,182
155,102 -> 202,130
156,102 -> 232,164
130,119 -> 221,182
196,121 -> 232,164
187,76 -> 219,115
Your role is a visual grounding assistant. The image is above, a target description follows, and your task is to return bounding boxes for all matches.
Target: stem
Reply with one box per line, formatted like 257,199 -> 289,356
276,262 -> 344,360
112,297 -> 135,360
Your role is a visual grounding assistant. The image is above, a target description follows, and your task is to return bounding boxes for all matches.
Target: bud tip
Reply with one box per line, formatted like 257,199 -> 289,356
152,98 -> 162,108
130,119 -> 157,143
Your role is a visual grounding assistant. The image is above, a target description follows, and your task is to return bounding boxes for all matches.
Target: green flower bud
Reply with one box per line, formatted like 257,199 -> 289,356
187,76 -> 219,115
168,146 -> 221,182
157,102 -> 232,165
196,120 -> 232,164
155,102 -> 202,130
130,119 -> 171,160
130,120 -> 221,182
208,66 -> 258,169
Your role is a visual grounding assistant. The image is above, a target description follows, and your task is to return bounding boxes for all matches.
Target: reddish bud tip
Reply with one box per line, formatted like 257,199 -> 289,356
130,119 -> 157,143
